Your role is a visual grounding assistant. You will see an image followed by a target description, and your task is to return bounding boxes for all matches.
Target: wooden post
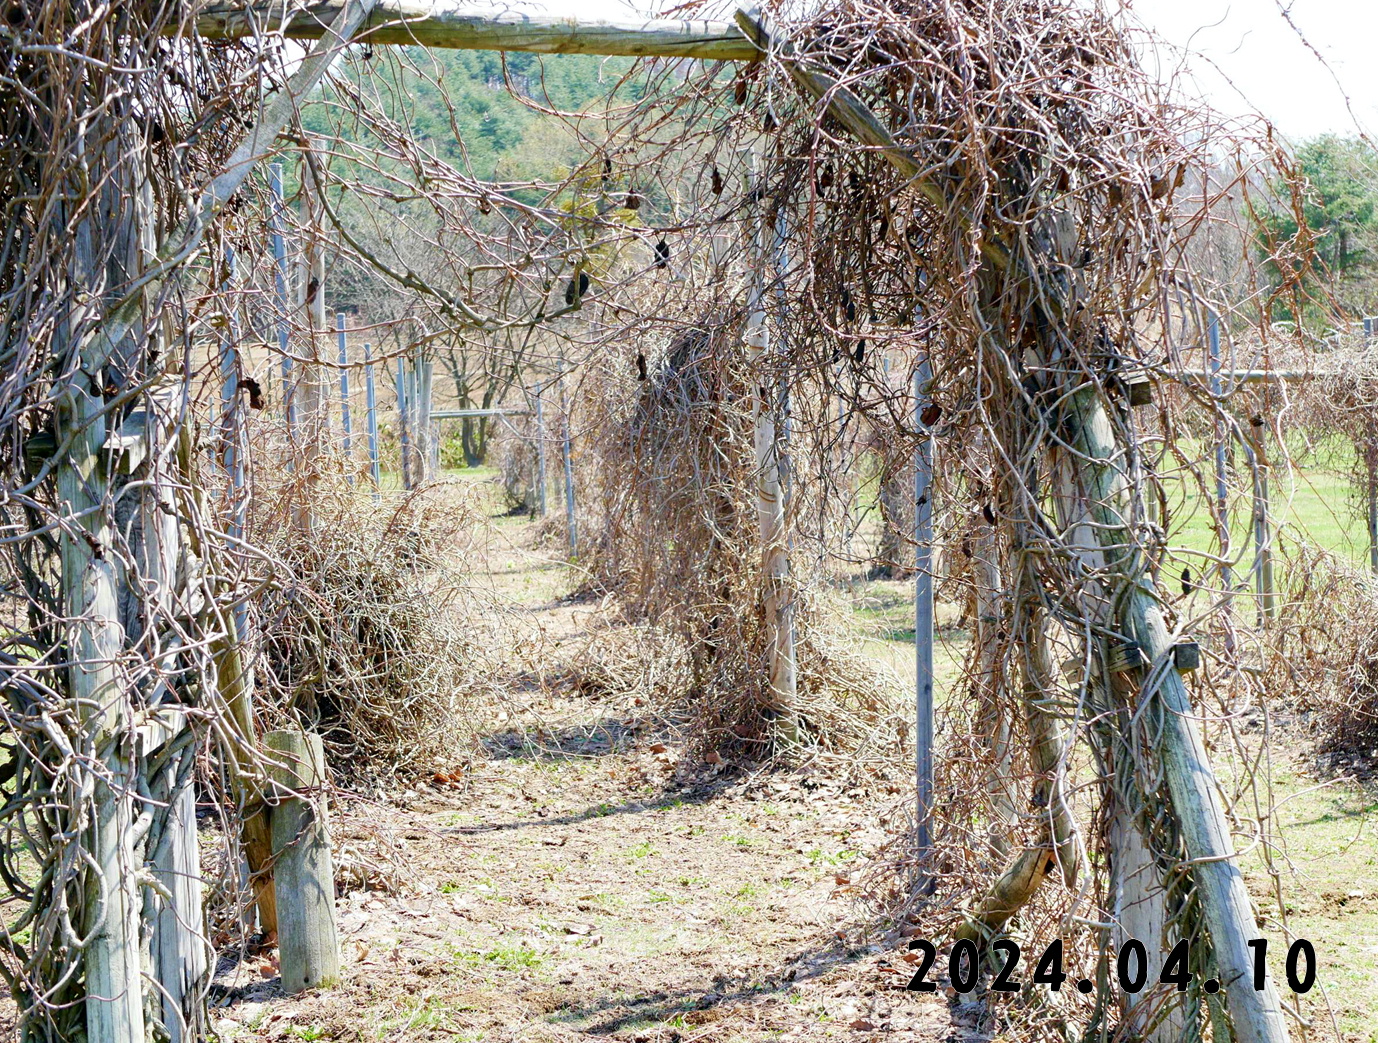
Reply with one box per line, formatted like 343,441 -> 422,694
364,342 -> 381,498
535,389 -> 548,516
971,518 -> 1016,859
739,152 -> 798,748
336,312 -> 353,467
146,717 -> 207,1043
56,364 -> 145,1043
1063,385 -> 1289,1043
265,730 -> 341,994
270,163 -> 296,441
912,363 -> 935,878
558,358 -> 578,556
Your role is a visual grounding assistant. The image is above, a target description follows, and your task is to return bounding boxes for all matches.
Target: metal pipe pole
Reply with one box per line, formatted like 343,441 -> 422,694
363,343 -> 381,500
422,359 -> 437,476
269,163 -> 295,441
396,364 -> 412,491
336,312 -> 352,467
535,390 -> 548,517
913,362 -> 934,886
220,247 -> 245,540
1208,311 -> 1232,597
558,359 -> 577,556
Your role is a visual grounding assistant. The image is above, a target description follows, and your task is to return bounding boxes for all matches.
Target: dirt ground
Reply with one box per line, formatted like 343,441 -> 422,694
208,485 -> 979,1043
209,720 -> 979,1043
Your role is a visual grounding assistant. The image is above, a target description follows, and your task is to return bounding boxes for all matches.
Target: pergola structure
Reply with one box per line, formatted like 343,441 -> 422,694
6,3 -> 1298,1042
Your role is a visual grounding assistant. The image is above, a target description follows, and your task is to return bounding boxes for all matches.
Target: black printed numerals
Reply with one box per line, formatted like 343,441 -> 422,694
904,937 -> 1318,994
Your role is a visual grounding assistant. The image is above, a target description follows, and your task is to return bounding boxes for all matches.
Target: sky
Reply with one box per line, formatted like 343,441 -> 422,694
1137,0 -> 1378,141
519,0 -> 1377,142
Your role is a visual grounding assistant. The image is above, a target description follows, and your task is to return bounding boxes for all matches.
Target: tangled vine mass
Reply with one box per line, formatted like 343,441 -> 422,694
0,0 -> 1346,1040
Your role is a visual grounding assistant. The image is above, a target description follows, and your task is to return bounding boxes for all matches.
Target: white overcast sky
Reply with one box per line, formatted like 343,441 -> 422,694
520,0 -> 1376,142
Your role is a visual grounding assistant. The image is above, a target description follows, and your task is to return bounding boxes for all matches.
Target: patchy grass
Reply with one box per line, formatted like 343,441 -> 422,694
1251,775 -> 1378,1041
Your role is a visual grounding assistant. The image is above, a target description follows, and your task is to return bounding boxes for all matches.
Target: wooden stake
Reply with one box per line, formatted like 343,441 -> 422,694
146,718 -> 207,1043
265,730 -> 341,994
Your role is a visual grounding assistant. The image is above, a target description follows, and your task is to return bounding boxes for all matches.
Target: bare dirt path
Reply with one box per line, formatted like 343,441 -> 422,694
212,485 -> 976,1043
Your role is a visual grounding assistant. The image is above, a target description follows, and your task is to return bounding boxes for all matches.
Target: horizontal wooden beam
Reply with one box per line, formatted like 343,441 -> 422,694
195,2 -> 759,59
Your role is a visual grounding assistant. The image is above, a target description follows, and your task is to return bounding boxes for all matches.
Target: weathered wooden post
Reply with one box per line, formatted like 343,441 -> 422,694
146,716 -> 208,1043
336,312 -> 353,468
265,729 -> 341,994
364,342 -> 381,498
1061,385 -> 1289,1043
739,149 -> 798,747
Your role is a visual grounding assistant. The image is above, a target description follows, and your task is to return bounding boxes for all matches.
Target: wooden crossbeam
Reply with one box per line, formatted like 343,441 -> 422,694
195,2 -> 759,59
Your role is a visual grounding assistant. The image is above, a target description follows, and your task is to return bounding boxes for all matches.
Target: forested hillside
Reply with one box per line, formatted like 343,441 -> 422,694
323,48 -> 638,179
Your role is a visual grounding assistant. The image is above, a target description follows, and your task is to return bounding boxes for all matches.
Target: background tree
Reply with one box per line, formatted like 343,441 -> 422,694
1261,135 -> 1378,325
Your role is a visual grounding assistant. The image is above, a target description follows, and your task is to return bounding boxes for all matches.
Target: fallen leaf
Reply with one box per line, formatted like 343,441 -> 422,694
705,751 -> 722,765
649,743 -> 668,754
564,922 -> 595,936
849,1020 -> 874,1031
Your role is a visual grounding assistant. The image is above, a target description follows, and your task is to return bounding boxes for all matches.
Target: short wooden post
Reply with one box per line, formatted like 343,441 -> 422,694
265,729 -> 340,994
336,312 -> 352,467
146,716 -> 207,1043
363,342 -> 381,498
